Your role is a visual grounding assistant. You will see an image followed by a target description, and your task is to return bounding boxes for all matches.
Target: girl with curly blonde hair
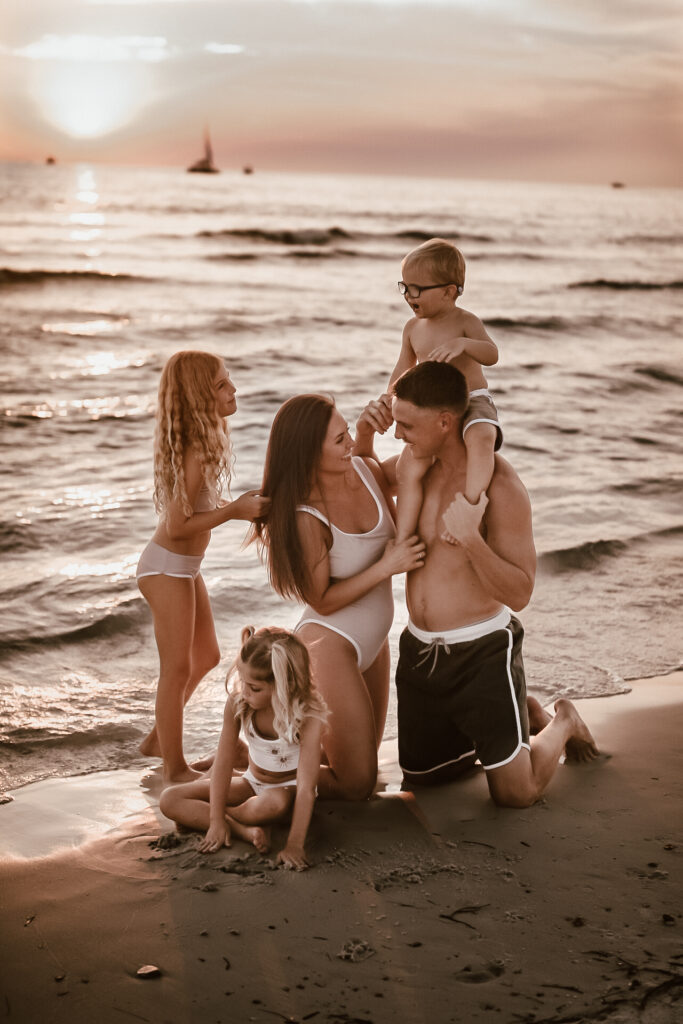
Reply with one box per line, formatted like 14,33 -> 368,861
136,351 -> 270,785
160,625 -> 327,870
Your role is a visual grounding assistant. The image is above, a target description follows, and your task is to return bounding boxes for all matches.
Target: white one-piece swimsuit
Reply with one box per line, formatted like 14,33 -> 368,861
295,457 -> 396,672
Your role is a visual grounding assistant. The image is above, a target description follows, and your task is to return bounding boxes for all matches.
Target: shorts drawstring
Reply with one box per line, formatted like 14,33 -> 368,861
415,637 -> 451,676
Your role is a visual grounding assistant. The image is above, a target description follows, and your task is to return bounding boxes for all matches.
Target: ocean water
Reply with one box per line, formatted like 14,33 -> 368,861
1,163 -> 681,792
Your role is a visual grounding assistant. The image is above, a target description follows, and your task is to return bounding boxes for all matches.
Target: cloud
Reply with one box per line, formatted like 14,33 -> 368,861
11,34 -> 174,62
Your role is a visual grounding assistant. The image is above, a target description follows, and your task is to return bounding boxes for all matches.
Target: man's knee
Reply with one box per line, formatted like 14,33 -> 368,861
490,785 -> 538,809
486,751 -> 539,808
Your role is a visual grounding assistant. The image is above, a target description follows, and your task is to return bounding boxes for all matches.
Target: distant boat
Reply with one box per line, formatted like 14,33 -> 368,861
242,165 -> 254,175
187,130 -> 219,174
45,155 -> 56,165
611,181 -> 625,189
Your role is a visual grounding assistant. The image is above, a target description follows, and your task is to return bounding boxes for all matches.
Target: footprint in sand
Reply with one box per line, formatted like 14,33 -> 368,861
455,960 -> 505,984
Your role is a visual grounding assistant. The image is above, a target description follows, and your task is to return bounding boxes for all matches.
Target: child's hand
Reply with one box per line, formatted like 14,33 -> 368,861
428,340 -> 465,363
356,394 -> 394,437
199,822 -> 231,853
277,844 -> 310,871
442,492 -> 488,545
229,490 -> 271,522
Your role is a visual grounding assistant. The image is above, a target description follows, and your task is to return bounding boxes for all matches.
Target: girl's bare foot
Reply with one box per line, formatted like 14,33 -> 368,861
191,754 -> 215,772
554,698 -> 600,763
229,819 -> 272,854
139,728 -> 162,758
162,764 -> 202,787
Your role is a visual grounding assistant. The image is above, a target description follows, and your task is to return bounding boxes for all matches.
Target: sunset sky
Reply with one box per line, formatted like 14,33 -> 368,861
1,0 -> 681,186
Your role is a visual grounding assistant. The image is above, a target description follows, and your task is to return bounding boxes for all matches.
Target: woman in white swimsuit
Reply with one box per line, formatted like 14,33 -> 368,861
136,351 -> 270,785
253,394 -> 425,799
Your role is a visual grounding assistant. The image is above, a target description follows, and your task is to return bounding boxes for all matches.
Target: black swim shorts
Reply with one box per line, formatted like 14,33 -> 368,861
396,615 -> 530,779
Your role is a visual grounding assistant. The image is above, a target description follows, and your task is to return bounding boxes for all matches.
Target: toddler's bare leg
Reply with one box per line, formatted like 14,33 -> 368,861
463,422 -> 497,505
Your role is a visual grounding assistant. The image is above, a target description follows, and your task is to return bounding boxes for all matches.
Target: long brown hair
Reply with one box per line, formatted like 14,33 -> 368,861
253,394 -> 335,600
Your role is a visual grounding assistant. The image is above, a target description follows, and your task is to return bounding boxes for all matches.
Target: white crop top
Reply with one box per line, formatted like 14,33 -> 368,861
244,716 -> 300,772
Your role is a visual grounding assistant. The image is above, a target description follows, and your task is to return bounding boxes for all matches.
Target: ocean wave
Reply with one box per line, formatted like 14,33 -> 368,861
0,520 -> 41,554
487,315 -> 570,331
569,278 -> 683,291
0,267 -> 148,287
539,538 -> 628,573
198,226 -> 352,245
0,605 -> 142,658
634,366 -> 683,387
615,234 -> 683,245
196,225 -> 493,246
539,525 -> 683,575
0,722 -> 141,754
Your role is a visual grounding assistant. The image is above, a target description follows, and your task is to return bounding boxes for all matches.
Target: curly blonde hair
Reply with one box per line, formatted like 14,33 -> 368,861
227,626 -> 328,744
152,350 -> 233,516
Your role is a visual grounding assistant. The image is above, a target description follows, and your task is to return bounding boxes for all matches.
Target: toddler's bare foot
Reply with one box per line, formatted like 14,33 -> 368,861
527,695 -> 552,735
139,728 -> 162,758
554,698 -> 600,763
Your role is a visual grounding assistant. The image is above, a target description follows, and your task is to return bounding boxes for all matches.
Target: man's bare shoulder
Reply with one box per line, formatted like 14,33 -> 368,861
488,455 -> 531,507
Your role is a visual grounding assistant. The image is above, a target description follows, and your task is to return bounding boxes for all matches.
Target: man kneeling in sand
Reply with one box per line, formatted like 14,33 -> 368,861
357,361 -> 598,807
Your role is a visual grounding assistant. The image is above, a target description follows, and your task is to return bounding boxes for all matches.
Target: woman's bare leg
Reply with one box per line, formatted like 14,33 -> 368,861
362,640 -> 391,747
298,624 -> 380,800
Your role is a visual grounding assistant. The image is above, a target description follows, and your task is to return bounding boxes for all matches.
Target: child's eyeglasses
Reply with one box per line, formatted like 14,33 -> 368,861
397,281 -> 454,299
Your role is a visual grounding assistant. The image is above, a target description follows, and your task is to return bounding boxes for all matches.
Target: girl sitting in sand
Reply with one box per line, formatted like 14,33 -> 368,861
136,351 -> 269,786
159,626 -> 327,870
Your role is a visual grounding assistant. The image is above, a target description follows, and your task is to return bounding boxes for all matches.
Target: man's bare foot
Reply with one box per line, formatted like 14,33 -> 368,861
527,695 -> 552,735
139,728 -> 162,758
554,698 -> 600,763
229,819 -> 271,854
162,765 -> 202,787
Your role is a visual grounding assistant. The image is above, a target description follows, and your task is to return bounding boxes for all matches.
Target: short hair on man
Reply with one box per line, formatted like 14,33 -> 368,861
393,361 -> 469,414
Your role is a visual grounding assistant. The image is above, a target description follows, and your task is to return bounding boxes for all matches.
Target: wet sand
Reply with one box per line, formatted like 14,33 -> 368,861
1,673 -> 681,1023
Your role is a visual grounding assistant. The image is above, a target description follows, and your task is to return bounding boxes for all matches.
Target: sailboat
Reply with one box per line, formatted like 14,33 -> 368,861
187,129 -> 219,174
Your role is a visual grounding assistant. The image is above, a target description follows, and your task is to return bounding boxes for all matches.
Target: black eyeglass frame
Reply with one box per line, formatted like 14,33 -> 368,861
397,281 -> 455,299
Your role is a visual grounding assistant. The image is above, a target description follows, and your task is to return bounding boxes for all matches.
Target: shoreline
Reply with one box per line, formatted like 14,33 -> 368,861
1,672 -> 681,1023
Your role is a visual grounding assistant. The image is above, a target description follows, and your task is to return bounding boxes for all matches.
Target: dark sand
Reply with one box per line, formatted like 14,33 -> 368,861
1,673 -> 681,1023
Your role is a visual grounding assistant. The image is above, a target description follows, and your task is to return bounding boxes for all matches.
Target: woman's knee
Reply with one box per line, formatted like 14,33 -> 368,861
335,763 -> 377,801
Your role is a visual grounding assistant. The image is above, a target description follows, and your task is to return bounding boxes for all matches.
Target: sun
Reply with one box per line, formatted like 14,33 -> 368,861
33,63 -> 148,138
24,35 -> 161,139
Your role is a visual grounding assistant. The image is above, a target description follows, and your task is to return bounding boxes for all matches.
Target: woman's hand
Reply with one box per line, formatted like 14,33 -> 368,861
228,490 -> 271,522
199,822 -> 231,854
277,844 -> 310,871
380,535 -> 426,575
